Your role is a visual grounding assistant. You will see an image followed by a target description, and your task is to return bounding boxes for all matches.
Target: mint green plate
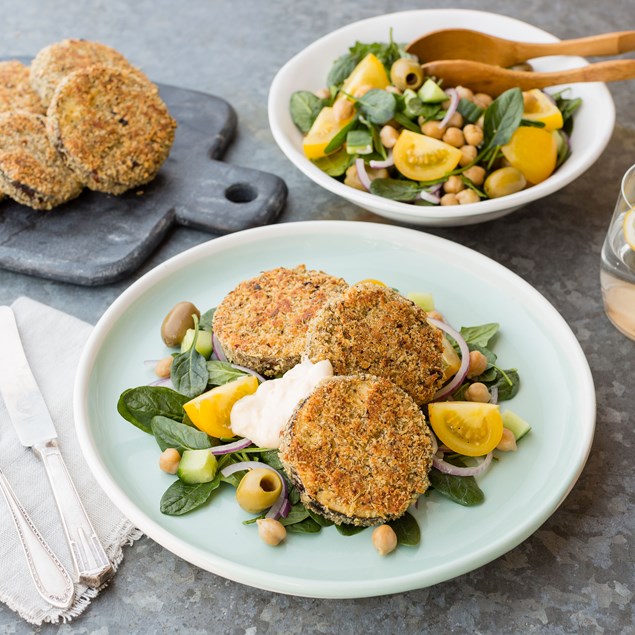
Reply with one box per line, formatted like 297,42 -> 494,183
74,221 -> 595,598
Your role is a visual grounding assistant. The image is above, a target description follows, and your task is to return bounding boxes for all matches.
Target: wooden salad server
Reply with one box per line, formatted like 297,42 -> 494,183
406,29 -> 635,66
419,58 -> 635,96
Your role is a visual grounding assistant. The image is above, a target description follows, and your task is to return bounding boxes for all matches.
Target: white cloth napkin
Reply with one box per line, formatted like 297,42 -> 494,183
0,297 -> 142,625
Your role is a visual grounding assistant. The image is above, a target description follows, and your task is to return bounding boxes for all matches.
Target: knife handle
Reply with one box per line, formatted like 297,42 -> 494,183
0,469 -> 75,608
33,439 -> 114,588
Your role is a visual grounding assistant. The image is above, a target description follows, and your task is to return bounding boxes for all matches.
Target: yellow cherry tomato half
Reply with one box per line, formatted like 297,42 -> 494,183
183,374 -> 259,438
302,106 -> 354,160
428,401 -> 504,457
339,53 -> 390,100
393,130 -> 462,182
501,126 -> 557,185
522,89 -> 563,131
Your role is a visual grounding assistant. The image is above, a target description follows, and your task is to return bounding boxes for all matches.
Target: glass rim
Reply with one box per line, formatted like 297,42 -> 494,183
621,164 -> 635,209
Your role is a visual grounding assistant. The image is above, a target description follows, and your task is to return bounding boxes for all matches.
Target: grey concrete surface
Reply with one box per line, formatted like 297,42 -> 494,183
0,1 -> 633,633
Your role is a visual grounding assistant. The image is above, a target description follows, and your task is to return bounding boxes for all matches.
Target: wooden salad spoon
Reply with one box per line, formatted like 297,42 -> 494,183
406,29 -> 635,66
420,58 -> 635,96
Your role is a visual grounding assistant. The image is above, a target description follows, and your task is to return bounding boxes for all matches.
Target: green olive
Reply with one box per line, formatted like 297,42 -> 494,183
390,57 -> 424,91
160,301 -> 200,347
235,468 -> 282,514
484,167 -> 527,199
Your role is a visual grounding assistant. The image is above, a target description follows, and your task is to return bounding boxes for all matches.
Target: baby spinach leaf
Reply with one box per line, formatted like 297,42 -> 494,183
279,503 -> 310,526
336,524 -> 367,536
323,117 -> 357,154
117,386 -> 189,433
370,178 -> 422,202
258,450 -> 284,471
460,323 -> 500,348
171,316 -> 208,398
393,111 -> 421,132
483,88 -> 524,150
206,360 -> 247,386
160,477 -> 220,515
327,53 -> 358,87
357,89 -> 396,125
290,90 -> 325,134
429,468 -> 485,506
151,416 -> 212,453
490,369 -> 520,401
348,36 -> 405,72
457,98 -> 483,124
198,308 -> 216,332
285,516 -> 322,534
308,509 -> 334,527
388,512 -> 420,546
312,148 -> 354,176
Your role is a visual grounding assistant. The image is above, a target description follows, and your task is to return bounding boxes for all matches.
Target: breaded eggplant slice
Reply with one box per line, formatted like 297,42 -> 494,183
30,38 -> 152,107
0,112 -> 82,210
305,283 -> 445,405
47,65 -> 176,195
279,374 -> 434,526
0,60 -> 44,114
212,265 -> 348,378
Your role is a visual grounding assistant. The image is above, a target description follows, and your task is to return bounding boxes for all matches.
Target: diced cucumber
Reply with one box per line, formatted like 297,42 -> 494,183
407,291 -> 435,311
346,129 -> 373,155
418,79 -> 447,103
177,449 -> 218,484
502,410 -> 531,441
181,328 -> 213,358
402,89 -> 424,118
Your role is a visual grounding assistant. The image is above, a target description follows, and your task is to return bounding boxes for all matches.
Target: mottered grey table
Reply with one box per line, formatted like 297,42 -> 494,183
0,1 -> 633,633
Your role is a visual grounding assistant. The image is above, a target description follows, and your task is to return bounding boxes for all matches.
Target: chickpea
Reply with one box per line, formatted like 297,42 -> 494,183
459,144 -> 477,167
447,112 -> 464,129
314,87 -> 331,100
420,120 -> 444,139
333,97 -> 354,122
159,448 -> 181,475
385,85 -> 402,95
353,83 -> 375,99
467,350 -> 488,378
372,524 -> 398,556
442,127 -> 464,148
473,92 -> 493,109
443,175 -> 464,194
441,98 -> 452,110
155,355 -> 173,378
344,164 -> 389,191
463,124 -> 484,147
496,428 -> 518,452
257,518 -> 287,546
456,189 -> 480,205
440,193 -> 459,206
380,125 -> 399,149
475,115 -> 485,129
463,165 -> 486,186
455,86 -> 475,102
465,382 -> 491,403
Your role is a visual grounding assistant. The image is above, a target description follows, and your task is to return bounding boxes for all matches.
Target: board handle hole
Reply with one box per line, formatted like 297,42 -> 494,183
225,183 -> 257,204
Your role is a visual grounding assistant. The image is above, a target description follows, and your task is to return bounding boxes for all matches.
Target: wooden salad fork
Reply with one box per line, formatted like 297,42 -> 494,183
406,29 -> 635,66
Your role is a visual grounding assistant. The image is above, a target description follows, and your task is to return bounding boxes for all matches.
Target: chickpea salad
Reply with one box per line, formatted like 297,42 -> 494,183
117,277 -> 531,555
289,34 -> 582,206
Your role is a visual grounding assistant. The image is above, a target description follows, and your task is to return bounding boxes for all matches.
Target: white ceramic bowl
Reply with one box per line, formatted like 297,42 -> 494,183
268,9 -> 615,227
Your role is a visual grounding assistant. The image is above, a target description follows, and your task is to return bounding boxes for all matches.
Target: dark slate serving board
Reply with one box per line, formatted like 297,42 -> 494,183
0,79 -> 288,286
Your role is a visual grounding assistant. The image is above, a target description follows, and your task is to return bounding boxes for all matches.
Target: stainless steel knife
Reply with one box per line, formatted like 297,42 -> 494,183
0,306 -> 114,588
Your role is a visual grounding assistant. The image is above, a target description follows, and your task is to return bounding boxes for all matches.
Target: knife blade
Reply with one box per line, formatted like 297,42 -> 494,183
0,306 -> 114,588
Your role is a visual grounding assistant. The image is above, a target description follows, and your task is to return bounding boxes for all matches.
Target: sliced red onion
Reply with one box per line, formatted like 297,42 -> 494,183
220,460 -> 289,520
420,190 -> 440,204
439,88 -> 459,129
433,451 -> 493,477
210,438 -> 253,455
427,317 -> 470,401
489,386 -> 499,405
369,151 -> 394,169
212,333 -> 227,362
229,363 -> 266,383
355,158 -> 372,191
430,433 -> 438,455
149,377 -> 173,388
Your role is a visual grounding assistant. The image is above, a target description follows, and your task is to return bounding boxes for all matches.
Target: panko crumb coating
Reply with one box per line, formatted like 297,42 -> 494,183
0,60 -> 45,115
305,283 -> 445,405
212,265 -> 349,378
279,374 -> 435,526
29,38 -> 153,107
0,112 -> 82,210
47,65 -> 176,195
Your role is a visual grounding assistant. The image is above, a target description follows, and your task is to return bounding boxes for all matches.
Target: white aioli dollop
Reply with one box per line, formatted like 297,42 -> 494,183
230,358 -> 333,448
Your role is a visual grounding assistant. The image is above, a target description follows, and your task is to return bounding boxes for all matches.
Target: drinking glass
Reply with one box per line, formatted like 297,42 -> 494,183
600,164 -> 635,340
